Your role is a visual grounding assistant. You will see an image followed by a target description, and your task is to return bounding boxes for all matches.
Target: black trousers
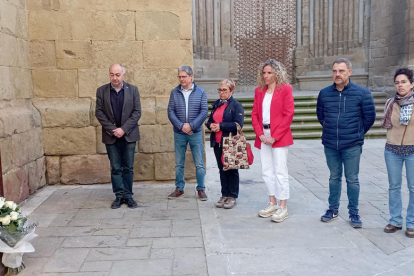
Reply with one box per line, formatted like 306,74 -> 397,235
213,143 -> 239,198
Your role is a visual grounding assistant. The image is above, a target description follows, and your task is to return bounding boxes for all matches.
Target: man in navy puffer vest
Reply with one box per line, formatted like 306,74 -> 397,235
317,58 -> 376,228
167,66 -> 208,201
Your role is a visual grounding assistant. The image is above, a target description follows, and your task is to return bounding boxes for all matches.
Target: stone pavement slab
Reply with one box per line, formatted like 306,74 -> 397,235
17,139 -> 414,275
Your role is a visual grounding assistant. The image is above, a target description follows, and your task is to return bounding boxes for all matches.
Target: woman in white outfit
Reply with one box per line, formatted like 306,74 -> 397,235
251,59 -> 294,222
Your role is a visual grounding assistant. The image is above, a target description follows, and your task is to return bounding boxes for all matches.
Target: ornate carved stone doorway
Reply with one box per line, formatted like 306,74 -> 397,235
234,0 -> 297,86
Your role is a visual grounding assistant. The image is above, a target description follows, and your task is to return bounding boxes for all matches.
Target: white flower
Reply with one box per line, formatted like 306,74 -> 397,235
0,198 -> 5,209
0,215 -> 11,226
10,212 -> 19,221
4,201 -> 17,211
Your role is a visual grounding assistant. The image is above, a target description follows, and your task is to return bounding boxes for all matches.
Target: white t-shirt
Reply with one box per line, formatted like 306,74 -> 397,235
262,92 -> 273,124
181,83 -> 194,121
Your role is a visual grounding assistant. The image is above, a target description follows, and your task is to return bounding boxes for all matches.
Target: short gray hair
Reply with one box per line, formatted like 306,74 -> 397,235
332,58 -> 352,69
109,64 -> 125,74
178,65 -> 193,76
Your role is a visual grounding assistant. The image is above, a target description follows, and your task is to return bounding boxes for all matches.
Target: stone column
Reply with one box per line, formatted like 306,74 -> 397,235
297,0 -> 302,46
295,0 -> 370,90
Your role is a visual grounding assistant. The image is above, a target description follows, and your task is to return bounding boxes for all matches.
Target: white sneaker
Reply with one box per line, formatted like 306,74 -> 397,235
258,202 -> 278,218
271,206 -> 289,222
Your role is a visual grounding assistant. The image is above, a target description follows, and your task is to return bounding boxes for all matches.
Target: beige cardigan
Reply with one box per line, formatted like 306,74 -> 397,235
386,103 -> 414,145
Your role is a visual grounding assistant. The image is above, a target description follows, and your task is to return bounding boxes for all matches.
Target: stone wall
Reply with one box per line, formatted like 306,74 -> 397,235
294,0 -> 371,90
0,0 -> 46,203
368,0 -> 414,95
192,0 -> 239,96
26,0 -> 196,185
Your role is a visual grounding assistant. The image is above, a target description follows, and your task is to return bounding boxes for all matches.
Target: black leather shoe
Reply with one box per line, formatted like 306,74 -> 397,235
124,198 -> 138,209
111,197 -> 123,209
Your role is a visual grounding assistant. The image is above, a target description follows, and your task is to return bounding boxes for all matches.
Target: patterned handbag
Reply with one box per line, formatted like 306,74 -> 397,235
221,123 -> 251,171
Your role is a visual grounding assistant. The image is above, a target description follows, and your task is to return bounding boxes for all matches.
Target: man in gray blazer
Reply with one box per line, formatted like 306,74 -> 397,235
95,64 -> 141,209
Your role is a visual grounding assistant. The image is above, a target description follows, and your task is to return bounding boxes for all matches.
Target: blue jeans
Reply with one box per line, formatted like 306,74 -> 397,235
106,137 -> 136,198
385,149 -> 414,228
324,144 -> 362,214
174,132 -> 205,191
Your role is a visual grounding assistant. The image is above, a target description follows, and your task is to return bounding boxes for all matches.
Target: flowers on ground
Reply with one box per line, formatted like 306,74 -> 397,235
0,199 -> 27,240
0,197 -> 37,275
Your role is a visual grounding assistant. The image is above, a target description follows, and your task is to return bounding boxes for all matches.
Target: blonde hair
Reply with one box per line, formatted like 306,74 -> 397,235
219,78 -> 236,92
257,59 -> 289,89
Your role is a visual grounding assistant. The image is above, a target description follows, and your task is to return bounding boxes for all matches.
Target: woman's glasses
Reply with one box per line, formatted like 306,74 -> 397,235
217,88 -> 229,93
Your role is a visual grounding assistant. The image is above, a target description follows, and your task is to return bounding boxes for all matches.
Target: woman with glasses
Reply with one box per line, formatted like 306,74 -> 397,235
251,59 -> 294,223
382,68 -> 414,238
206,78 -> 244,209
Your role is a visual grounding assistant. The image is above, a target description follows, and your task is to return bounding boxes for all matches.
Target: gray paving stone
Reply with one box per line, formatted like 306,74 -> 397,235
49,213 -> 76,227
48,273 -> 109,276
110,259 -> 172,276
142,209 -> 200,221
80,261 -> 112,272
18,256 -> 49,276
26,213 -> 58,228
171,219 -> 202,237
36,226 -> 97,237
150,248 -> 174,259
359,228 -> 406,255
123,210 -> 144,219
99,218 -> 141,228
61,236 -> 127,248
152,237 -> 203,249
86,247 -> 150,261
43,248 -> 89,273
28,237 -> 65,257
93,228 -> 130,236
130,226 -> 171,238
205,254 -> 230,276
167,198 -> 198,210
74,209 -> 125,220
68,218 -> 103,227
173,248 -> 207,275
126,238 -> 153,247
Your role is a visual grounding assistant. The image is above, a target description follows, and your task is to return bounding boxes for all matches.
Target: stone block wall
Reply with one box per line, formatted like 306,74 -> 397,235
294,0 -> 371,90
26,0 -> 196,184
368,0 -> 414,95
0,0 -> 46,203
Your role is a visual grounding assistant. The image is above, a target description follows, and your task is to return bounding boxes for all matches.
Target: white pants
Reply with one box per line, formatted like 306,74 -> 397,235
260,129 -> 290,200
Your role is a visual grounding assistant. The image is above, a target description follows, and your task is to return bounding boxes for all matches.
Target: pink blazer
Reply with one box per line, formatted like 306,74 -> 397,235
251,84 -> 294,149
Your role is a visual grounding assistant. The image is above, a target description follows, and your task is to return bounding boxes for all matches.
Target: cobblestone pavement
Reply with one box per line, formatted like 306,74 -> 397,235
19,139 -> 414,275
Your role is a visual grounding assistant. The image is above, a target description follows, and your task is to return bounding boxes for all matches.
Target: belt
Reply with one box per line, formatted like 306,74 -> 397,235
263,124 -> 270,129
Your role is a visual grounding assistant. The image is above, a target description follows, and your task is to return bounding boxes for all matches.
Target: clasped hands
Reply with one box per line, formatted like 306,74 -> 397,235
113,128 -> 125,138
260,134 -> 275,146
210,123 -> 220,133
182,123 -> 193,135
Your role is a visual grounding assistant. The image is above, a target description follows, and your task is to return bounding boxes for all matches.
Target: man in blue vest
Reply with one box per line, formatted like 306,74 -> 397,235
95,64 -> 141,209
167,66 -> 208,201
317,58 -> 376,228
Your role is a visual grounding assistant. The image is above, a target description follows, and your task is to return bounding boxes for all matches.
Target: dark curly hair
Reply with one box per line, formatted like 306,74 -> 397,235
394,68 -> 414,83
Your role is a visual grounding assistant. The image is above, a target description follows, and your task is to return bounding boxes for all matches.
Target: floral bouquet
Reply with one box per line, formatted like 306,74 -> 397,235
0,197 -> 37,275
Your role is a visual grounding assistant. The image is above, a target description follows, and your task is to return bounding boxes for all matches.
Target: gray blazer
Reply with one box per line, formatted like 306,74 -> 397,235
95,82 -> 141,144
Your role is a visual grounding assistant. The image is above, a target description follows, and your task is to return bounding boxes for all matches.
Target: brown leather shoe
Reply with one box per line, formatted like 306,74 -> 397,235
215,197 -> 227,208
224,197 -> 237,209
406,228 -> 414,238
384,224 -> 402,233
168,189 -> 184,199
198,190 -> 208,201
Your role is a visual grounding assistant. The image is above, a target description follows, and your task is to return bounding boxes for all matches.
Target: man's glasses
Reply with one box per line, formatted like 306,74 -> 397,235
177,75 -> 190,79
217,88 -> 229,93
